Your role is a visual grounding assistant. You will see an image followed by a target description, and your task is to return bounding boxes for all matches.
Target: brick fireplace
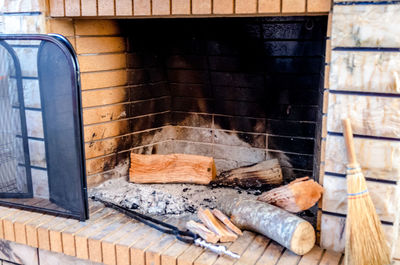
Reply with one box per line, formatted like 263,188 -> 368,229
1,0 -> 400,264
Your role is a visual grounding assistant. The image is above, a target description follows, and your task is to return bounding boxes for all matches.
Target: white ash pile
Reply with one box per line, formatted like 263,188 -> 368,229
89,177 -> 259,216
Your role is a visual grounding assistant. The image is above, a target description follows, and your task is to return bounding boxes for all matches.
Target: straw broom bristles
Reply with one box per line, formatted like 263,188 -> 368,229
342,118 -> 390,265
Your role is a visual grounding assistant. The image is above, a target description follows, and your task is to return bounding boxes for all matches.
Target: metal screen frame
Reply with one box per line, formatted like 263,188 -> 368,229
0,34 -> 88,221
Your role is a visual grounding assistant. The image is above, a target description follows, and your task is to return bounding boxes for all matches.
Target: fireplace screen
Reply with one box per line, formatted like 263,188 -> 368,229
0,34 -> 88,220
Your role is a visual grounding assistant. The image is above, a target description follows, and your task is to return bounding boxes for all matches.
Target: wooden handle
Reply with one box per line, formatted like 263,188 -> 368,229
342,118 -> 358,165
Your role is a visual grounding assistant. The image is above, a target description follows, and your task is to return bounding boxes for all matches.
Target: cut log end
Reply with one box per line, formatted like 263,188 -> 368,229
211,209 -> 242,236
197,208 -> 238,243
257,178 -> 324,213
290,221 -> 315,255
186,220 -> 220,244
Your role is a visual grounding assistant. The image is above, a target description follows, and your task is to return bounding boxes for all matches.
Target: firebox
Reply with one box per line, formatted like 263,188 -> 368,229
80,16 -> 327,226
85,16 -> 327,183
0,35 -> 88,220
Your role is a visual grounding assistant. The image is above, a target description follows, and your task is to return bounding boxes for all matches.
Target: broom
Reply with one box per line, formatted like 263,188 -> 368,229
342,118 -> 390,265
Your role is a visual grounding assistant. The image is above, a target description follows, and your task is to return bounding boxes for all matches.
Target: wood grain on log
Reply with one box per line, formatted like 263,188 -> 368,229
129,153 -> 217,184
213,159 -> 283,188
218,195 -> 315,255
211,209 -> 243,236
257,177 -> 324,213
197,208 -> 238,243
186,220 -> 220,244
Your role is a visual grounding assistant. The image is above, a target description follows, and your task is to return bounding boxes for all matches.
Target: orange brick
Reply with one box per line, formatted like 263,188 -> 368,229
318,161 -> 325,185
213,0 -> 233,14
172,0 -> 190,14
78,53 -> 126,72
81,70 -> 127,90
75,19 -> 120,36
192,0 -> 211,14
321,115 -> 327,138
65,0 -> 80,16
83,104 -> 127,126
327,11 -> 332,37
81,0 -> 97,16
322,90 -> 329,114
258,0 -> 280,13
152,0 -> 170,15
282,0 -> 306,13
75,37 -> 125,54
48,19 -> 74,36
98,0 -> 115,15
307,0 -> 331,12
84,119 -> 129,142
134,0 -> 151,15
82,86 -> 128,107
235,0 -> 257,13
116,0 -> 133,15
49,0 -> 64,17
66,37 -> 76,50
325,39 -> 331,63
324,64 -> 330,89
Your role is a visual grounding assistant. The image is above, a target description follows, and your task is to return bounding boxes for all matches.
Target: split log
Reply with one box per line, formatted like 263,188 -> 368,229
197,208 -> 238,242
212,159 -> 283,188
211,209 -> 242,236
129,153 -> 217,184
257,177 -> 324,213
218,195 -> 315,255
186,220 -> 220,244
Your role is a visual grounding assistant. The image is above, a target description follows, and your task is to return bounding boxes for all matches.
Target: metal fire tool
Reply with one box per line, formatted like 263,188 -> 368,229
93,197 -> 241,259
194,238 -> 240,259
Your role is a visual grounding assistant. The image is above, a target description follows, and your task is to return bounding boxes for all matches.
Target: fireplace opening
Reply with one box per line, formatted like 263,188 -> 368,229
88,16 -> 327,225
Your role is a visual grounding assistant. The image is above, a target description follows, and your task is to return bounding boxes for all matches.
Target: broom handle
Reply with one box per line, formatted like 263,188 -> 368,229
342,118 -> 358,165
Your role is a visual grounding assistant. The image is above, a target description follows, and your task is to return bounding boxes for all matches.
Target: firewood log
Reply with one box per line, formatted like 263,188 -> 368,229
211,209 -> 242,235
186,220 -> 220,244
129,153 -> 217,184
257,177 -> 324,213
217,195 -> 315,255
197,208 -> 238,242
212,159 -> 283,188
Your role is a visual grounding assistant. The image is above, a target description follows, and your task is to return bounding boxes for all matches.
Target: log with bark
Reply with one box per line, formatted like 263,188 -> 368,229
257,177 -> 324,213
212,159 -> 283,188
129,153 -> 217,184
217,195 -> 315,255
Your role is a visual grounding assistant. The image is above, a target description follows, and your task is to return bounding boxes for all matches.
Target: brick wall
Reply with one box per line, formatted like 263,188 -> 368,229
48,0 -> 331,17
49,18 -> 326,187
47,19 -> 131,186
126,17 -> 326,179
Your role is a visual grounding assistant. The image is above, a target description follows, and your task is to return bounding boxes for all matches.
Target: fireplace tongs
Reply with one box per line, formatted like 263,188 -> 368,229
92,197 -> 241,259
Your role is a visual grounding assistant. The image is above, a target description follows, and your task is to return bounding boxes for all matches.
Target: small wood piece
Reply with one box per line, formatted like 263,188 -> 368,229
257,177 -> 324,213
218,195 -> 316,255
129,153 -> 217,185
213,159 -> 283,188
197,208 -> 238,243
186,220 -> 220,244
211,209 -> 242,236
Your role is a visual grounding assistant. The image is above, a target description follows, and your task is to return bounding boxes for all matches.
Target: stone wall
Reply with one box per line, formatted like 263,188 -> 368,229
318,0 -> 400,260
